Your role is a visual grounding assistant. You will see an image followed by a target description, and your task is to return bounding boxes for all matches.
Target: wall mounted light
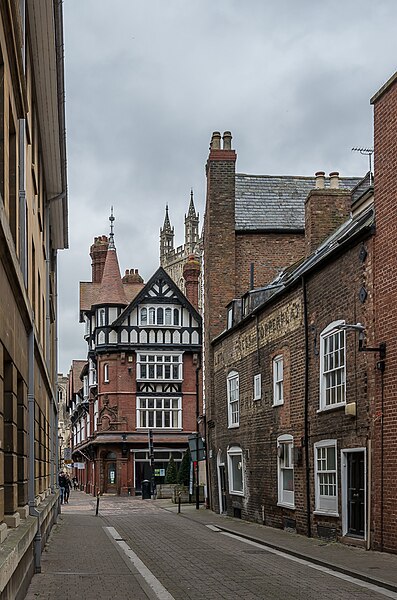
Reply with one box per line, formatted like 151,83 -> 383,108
337,322 -> 386,370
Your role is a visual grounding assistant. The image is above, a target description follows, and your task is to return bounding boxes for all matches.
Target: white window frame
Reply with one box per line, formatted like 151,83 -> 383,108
253,373 -> 261,401
103,363 -> 109,383
137,353 -> 183,381
136,397 -> 182,429
227,371 -> 239,428
277,434 -> 295,508
98,308 -> 106,327
319,320 -> 346,411
314,439 -> 338,516
139,305 -> 180,327
227,446 -> 244,496
273,355 -> 284,406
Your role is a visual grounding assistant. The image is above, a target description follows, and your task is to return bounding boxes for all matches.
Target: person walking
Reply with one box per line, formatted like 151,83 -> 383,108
58,472 -> 67,504
64,474 -> 72,503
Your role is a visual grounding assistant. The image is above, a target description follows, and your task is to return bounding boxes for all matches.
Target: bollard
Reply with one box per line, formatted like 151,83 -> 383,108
95,490 -> 100,516
178,492 -> 181,514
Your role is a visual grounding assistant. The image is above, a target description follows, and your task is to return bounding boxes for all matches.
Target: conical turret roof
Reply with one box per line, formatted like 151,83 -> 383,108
93,246 -> 127,307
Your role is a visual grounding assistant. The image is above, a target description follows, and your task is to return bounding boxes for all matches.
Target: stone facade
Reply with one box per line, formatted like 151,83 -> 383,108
0,2 -> 68,597
160,191 -> 203,311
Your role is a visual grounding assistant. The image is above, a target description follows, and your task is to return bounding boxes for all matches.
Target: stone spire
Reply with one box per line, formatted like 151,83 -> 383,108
185,190 -> 199,255
160,205 -> 175,265
93,210 -> 127,307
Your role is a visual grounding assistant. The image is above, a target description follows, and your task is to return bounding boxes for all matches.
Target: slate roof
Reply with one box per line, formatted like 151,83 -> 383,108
235,174 -> 362,231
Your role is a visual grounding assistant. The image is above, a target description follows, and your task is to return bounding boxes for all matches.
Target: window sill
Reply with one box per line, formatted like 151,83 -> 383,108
136,427 -> 183,432
317,403 -> 345,414
228,423 -> 240,429
273,402 -> 284,407
313,510 -> 339,517
277,502 -> 295,510
229,490 -> 244,497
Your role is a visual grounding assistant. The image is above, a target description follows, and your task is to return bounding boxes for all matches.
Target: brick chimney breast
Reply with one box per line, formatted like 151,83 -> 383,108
305,172 -> 350,256
183,255 -> 200,311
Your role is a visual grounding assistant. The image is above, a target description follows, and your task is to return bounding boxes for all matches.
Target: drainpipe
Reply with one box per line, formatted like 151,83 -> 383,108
18,0 -> 27,286
366,438 -> 371,550
28,327 -> 41,573
302,276 -> 312,538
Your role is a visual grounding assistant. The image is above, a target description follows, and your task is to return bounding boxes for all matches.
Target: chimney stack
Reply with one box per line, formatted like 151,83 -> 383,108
90,235 -> 109,283
183,255 -> 200,311
305,171 -> 351,256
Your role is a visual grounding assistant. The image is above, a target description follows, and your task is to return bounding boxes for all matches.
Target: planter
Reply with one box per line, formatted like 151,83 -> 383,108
156,484 -> 178,499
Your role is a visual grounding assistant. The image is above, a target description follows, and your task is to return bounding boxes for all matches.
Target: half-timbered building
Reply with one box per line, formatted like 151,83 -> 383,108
71,220 -> 202,495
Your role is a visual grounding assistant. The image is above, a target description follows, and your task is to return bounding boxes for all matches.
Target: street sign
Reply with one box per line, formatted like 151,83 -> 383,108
64,447 -> 72,461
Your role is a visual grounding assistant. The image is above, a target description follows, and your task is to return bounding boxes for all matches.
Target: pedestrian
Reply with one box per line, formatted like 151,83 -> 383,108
73,476 -> 78,491
64,474 -> 72,503
58,472 -> 67,504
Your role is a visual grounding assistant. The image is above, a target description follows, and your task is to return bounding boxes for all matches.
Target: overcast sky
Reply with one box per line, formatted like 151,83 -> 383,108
58,0 -> 397,374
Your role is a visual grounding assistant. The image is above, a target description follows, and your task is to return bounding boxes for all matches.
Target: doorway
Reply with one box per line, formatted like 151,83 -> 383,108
342,449 -> 366,538
104,452 -> 118,494
217,451 -> 227,514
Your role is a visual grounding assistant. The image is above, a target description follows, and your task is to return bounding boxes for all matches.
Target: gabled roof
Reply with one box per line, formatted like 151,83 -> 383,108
113,266 -> 202,327
92,248 -> 127,307
235,174 -> 361,231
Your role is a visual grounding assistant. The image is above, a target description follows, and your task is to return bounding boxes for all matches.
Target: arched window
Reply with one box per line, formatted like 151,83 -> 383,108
165,308 -> 172,325
157,307 -> 164,325
140,307 -> 147,325
320,320 -> 345,410
173,308 -> 179,326
149,307 -> 155,324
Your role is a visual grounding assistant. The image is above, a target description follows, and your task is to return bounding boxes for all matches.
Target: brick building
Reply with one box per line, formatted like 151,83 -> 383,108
70,219 -> 202,495
203,130 -> 385,546
0,2 -> 68,597
160,191 -> 203,311
371,72 -> 397,552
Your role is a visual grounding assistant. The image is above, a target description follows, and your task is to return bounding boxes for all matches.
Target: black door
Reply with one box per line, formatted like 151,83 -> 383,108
347,451 -> 365,537
219,465 -> 227,513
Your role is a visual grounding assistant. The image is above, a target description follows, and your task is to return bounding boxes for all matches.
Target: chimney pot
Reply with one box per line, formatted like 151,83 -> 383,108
223,131 -> 232,150
211,131 -> 221,150
329,171 -> 340,189
315,171 -> 325,189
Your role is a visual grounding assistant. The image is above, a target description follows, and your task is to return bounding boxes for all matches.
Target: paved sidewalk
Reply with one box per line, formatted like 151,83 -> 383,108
24,493 -> 154,600
161,500 -> 397,593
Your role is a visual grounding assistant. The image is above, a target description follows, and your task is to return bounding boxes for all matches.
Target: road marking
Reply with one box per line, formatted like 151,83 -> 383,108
104,526 -> 175,600
220,532 -> 397,599
206,524 -> 221,532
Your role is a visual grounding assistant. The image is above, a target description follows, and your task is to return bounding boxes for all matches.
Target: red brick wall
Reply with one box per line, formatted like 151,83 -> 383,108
208,234 -> 374,540
305,189 -> 351,256
372,74 -> 397,552
235,232 -> 305,296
